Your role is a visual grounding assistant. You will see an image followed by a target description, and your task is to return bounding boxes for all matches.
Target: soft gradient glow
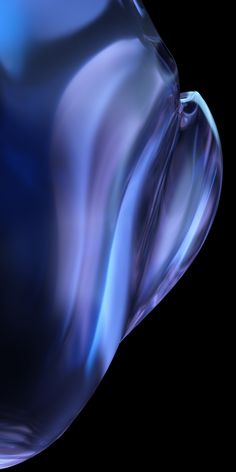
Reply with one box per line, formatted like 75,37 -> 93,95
0,0 -> 222,468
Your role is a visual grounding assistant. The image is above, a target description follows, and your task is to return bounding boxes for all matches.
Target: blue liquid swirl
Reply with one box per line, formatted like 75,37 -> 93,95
0,1 -> 222,468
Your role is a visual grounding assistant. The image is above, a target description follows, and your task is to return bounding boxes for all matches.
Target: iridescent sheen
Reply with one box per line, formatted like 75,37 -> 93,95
0,0 -> 222,468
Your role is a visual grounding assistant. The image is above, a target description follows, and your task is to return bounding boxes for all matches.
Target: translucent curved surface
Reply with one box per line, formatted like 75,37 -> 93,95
0,0 -> 222,468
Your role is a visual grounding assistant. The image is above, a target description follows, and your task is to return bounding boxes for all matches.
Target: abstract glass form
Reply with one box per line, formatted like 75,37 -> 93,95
0,0 -> 222,468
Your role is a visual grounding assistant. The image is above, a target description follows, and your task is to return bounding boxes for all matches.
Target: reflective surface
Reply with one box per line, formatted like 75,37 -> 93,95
0,0 -> 222,468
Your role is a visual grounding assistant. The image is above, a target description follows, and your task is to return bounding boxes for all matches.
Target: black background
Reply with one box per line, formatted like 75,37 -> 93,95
17,2 -> 227,469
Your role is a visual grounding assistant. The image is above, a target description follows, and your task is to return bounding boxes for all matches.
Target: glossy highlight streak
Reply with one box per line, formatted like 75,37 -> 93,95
52,40 -> 222,372
0,0 -> 222,468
